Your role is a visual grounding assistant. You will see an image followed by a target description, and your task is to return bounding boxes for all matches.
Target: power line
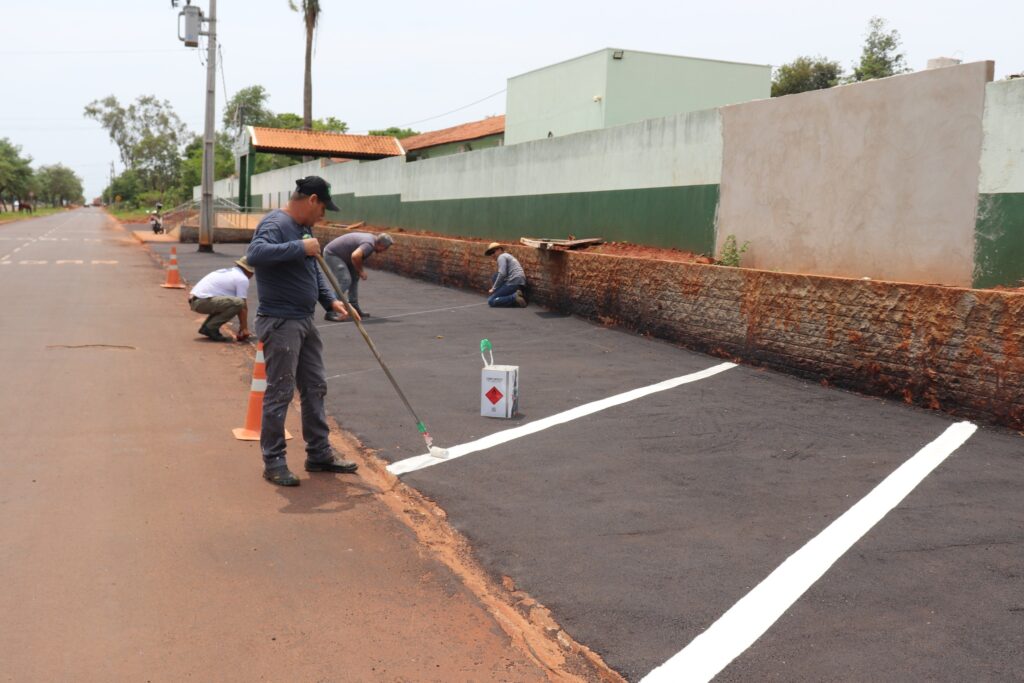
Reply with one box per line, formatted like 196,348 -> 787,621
0,48 -> 186,55
398,88 -> 506,127
218,42 -> 229,105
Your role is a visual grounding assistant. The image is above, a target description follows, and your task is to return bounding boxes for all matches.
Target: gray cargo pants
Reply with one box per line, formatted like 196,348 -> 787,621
254,315 -> 333,470
324,252 -> 359,308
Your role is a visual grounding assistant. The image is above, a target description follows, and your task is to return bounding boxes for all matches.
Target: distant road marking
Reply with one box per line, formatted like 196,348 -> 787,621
91,260 -> 118,265
19,260 -> 47,265
387,362 -> 737,476
56,259 -> 84,265
640,420 -> 978,683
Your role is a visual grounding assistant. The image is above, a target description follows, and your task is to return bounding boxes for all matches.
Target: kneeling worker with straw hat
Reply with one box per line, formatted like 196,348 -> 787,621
189,256 -> 255,342
246,176 -> 360,487
484,242 -> 528,308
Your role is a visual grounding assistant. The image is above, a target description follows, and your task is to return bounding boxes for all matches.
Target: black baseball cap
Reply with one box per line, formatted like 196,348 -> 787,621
295,176 -> 339,212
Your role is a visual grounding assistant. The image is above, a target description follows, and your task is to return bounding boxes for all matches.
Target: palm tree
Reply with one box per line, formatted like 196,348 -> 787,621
289,0 -> 322,132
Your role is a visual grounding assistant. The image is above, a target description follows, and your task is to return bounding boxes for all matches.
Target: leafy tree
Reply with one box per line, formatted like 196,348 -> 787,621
852,17 -> 910,82
105,169 -> 142,206
772,56 -> 844,97
83,95 -> 191,192
223,85 -> 276,139
270,112 -> 347,133
35,164 -> 83,207
288,0 -> 322,131
0,138 -> 35,210
0,139 -> 35,210
313,116 -> 348,133
368,127 -> 420,139
178,133 -> 236,201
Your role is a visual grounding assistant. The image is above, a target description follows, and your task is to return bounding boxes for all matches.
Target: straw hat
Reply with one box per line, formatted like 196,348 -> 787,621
484,242 -> 503,256
235,256 -> 254,274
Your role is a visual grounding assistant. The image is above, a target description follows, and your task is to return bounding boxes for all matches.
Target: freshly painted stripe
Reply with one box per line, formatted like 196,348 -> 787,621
640,420 -> 978,683
251,378 -> 268,392
387,362 -> 736,476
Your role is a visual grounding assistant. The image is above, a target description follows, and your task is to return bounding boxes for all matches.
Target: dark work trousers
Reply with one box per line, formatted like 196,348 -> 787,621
254,315 -> 333,470
488,273 -> 524,307
324,252 -> 359,308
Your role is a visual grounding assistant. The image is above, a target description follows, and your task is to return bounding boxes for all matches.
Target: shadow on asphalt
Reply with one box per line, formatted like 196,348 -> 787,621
273,476 -> 377,515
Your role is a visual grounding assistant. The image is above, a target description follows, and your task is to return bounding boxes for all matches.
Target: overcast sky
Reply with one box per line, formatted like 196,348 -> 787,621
3,0 -> 1021,200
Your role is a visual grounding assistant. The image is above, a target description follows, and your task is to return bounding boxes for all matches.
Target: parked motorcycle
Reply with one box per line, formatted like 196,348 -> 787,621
149,202 -> 164,234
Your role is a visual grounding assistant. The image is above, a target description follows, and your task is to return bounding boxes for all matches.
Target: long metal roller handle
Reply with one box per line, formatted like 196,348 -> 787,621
314,253 -> 426,429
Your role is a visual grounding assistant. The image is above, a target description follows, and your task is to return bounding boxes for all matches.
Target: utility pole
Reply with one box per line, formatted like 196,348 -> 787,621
198,0 -> 217,253
174,0 -> 217,253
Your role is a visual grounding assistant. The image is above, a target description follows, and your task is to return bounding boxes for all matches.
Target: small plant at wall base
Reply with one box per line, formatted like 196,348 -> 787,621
718,235 -> 749,267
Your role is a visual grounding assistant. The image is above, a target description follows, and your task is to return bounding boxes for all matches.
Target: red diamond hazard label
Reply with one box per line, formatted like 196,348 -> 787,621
485,386 -> 504,405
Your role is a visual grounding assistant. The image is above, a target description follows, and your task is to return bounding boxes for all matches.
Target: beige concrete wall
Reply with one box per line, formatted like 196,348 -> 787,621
718,62 -> 993,286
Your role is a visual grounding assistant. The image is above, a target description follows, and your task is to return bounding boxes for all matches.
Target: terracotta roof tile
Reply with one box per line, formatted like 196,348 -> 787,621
402,115 -> 505,152
249,127 -> 402,159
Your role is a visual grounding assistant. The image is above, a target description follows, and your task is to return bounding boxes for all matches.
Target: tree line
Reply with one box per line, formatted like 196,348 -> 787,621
86,85 -> 419,211
0,139 -> 84,212
771,17 -> 910,97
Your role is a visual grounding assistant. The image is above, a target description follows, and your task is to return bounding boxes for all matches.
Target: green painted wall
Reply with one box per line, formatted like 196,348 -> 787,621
326,184 -> 719,253
407,134 -> 503,161
973,192 -> 1024,288
505,51 -> 609,145
505,48 -> 768,145
605,51 -> 770,128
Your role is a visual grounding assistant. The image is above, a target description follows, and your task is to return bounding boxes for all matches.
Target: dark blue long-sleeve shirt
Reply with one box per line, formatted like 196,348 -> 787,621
246,209 -> 336,319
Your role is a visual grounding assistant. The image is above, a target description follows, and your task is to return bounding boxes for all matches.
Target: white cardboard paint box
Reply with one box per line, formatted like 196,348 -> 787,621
481,365 -> 519,418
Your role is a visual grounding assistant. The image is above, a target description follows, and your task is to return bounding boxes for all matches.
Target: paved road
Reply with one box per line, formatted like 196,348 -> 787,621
156,237 -> 1024,681
0,211 -> 550,682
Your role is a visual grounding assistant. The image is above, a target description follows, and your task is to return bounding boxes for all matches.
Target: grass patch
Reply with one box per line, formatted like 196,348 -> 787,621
105,207 -> 152,223
0,207 -> 71,225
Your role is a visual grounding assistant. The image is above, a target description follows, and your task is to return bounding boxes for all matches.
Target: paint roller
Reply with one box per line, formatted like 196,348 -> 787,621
313,251 -> 449,460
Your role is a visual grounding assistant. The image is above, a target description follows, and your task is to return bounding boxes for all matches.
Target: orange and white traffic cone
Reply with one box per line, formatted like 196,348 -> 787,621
160,246 -> 186,289
233,341 -> 292,441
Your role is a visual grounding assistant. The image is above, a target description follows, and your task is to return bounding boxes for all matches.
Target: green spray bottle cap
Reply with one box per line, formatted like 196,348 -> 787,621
480,339 -> 494,367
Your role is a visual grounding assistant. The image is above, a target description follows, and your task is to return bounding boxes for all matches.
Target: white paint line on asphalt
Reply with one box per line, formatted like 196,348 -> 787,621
315,302 -> 488,330
387,362 -> 737,476
640,420 -> 978,683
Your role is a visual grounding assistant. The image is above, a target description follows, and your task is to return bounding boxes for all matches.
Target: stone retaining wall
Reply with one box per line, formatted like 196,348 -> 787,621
322,229 -> 1024,431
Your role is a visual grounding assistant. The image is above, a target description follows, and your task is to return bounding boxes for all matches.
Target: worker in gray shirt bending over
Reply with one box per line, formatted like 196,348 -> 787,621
485,242 -> 528,307
322,231 -> 394,321
189,256 -> 254,342
246,176 -> 359,488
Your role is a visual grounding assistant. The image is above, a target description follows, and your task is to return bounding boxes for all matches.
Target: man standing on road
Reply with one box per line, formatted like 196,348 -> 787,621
321,231 -> 394,321
246,176 -> 360,487
484,242 -> 528,308
188,257 -> 254,342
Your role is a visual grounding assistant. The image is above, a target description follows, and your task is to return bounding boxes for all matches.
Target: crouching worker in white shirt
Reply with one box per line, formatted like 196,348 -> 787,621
188,256 -> 255,342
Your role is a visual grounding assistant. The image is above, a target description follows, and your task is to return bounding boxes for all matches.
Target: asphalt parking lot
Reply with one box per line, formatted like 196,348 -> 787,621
154,239 -> 1024,682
